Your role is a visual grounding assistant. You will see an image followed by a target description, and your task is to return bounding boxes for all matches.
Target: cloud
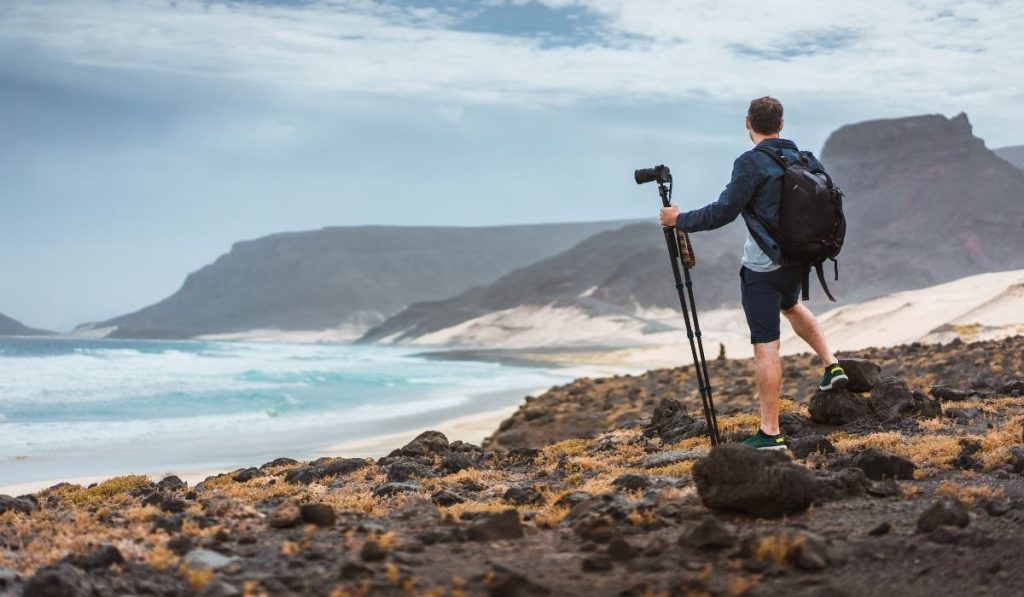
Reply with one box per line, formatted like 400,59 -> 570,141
0,0 -> 1020,114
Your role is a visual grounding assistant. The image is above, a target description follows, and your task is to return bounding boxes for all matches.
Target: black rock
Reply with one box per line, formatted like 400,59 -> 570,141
0,495 -> 36,516
870,377 -> 942,420
167,535 -> 195,556
789,435 -> 836,459
814,467 -> 871,501
572,515 -> 617,543
431,489 -> 465,506
868,522 -> 891,536
693,445 -> 817,517
400,430 -> 450,457
839,358 -> 882,392
157,475 -> 187,492
503,486 -> 543,505
141,493 -> 164,507
438,453 -> 476,475
483,563 -> 551,596
808,389 -> 871,425
982,499 -> 1010,517
643,399 -> 707,443
554,491 -> 592,509
581,554 -> 613,572
372,482 -> 422,498
300,503 -> 336,527
866,479 -> 902,498
386,459 -> 436,482
361,540 -> 389,562
467,510 -> 524,541
260,457 -> 298,469
284,458 -> 369,485
153,514 -> 184,533
917,497 -> 970,532
852,448 -> 916,480
951,439 -> 983,471
607,537 -> 636,561
1009,446 -> 1024,474
779,411 -> 811,436
161,498 -> 188,513
232,468 -> 261,482
562,493 -> 632,526
62,544 -> 124,570
1001,380 -> 1024,395
22,564 -> 92,597
930,386 -> 972,401
340,562 -> 373,580
611,474 -> 650,491
680,515 -> 735,549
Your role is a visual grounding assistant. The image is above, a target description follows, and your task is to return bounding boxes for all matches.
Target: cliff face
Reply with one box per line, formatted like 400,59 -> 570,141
82,221 -> 632,339
363,113 -> 1024,346
995,145 -> 1024,171
0,313 -> 51,336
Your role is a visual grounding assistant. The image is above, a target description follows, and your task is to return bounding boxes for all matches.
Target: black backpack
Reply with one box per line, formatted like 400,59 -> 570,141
754,147 -> 846,301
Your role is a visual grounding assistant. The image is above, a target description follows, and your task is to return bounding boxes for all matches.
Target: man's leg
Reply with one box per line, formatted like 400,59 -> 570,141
782,302 -> 836,367
753,340 -> 782,435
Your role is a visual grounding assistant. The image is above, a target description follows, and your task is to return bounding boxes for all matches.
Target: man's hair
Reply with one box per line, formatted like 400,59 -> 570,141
747,97 -> 784,135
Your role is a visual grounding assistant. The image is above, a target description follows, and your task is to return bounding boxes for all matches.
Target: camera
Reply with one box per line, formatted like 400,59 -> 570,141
634,164 -> 671,185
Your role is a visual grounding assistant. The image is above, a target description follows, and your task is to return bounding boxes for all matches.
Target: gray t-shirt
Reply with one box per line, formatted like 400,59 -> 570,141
741,229 -> 781,272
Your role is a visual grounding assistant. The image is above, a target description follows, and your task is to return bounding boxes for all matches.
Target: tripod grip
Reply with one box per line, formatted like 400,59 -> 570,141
677,231 -> 696,269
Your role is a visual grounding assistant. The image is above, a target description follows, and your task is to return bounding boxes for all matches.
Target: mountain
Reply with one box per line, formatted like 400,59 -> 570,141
995,145 -> 1024,171
363,112 -> 1024,347
79,221 -> 634,340
0,313 -> 52,336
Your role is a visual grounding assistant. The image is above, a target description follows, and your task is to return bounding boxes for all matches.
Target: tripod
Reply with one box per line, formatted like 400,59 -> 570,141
652,172 -> 722,446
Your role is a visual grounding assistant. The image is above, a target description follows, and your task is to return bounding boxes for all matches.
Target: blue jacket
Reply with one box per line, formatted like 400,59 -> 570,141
676,138 -> 823,266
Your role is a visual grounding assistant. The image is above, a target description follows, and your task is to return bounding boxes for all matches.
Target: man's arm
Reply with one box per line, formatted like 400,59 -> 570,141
676,154 -> 758,232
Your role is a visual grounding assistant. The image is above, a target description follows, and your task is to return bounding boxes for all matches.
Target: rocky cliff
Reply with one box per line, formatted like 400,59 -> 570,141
79,221 -> 632,339
0,312 -> 51,336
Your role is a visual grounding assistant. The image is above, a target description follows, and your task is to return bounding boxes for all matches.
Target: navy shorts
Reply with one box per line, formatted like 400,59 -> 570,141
740,265 -> 804,344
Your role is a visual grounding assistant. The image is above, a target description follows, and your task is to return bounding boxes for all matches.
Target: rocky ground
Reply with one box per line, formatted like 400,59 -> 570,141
2,336 -> 1024,596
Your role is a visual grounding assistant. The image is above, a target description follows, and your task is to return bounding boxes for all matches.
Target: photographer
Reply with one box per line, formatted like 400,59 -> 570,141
658,97 -> 848,450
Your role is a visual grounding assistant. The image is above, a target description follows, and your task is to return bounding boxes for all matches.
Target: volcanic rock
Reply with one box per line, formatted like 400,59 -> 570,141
693,445 -> 817,517
62,545 -> 124,571
612,474 -> 650,491
503,486 -> 543,505
870,377 -> 942,420
232,467 -> 261,482
373,482 -> 422,498
157,475 -> 187,491
284,457 -> 368,485
22,564 -> 93,597
680,515 -> 736,549
852,448 -> 917,480
808,389 -> 871,425
483,563 -> 552,596
917,497 -> 970,532
0,495 -> 36,516
431,489 -> 465,506
643,399 -> 707,443
814,467 -> 871,501
386,459 -> 436,482
400,430 -> 450,457
467,510 -> 524,541
269,500 -> 302,528
930,386 -> 972,401
438,453 -> 476,475
607,537 -> 636,561
839,358 -> 882,392
789,435 -> 836,459
300,503 -> 336,527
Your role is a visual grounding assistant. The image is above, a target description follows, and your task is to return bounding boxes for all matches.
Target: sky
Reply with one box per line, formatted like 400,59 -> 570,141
1,0 -> 1022,330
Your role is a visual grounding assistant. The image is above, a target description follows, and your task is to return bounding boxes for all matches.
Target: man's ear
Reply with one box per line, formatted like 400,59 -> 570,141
745,117 -> 752,132
778,119 -> 784,133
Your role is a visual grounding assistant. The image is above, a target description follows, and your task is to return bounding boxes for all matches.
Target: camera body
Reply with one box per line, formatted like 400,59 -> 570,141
634,164 -> 671,185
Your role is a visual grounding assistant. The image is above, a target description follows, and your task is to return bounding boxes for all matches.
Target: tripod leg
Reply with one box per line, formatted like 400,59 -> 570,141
661,227 -> 719,446
681,267 -> 721,445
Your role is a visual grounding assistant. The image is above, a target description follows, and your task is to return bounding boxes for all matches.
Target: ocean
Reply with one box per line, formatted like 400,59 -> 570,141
0,337 -> 572,488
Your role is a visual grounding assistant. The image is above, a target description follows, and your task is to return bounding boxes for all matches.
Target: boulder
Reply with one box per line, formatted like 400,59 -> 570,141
917,497 -> 969,532
503,486 -> 543,505
438,453 -> 476,475
808,389 -> 872,425
930,386 -> 972,401
838,358 -> 882,392
870,377 -> 942,420
1001,380 -> 1024,395
157,475 -> 187,492
680,515 -> 736,549
431,489 -> 465,506
643,399 -> 707,443
299,503 -> 336,527
693,445 -> 817,517
789,435 -> 836,459
0,495 -> 36,516
467,510 -> 524,541
22,564 -> 92,597
400,431 -> 450,457
611,474 -> 650,491
62,544 -> 124,570
284,457 -> 369,485
386,459 -> 436,482
852,448 -> 917,480
269,499 -> 302,528
814,467 -> 871,501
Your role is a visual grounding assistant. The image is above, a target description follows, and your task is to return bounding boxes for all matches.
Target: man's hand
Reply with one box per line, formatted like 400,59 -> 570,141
659,204 -> 680,228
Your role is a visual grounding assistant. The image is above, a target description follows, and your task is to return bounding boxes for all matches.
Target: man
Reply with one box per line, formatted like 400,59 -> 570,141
658,96 -> 848,450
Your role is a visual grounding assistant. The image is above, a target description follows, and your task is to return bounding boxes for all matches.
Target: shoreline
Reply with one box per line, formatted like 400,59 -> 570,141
0,388 -> 546,497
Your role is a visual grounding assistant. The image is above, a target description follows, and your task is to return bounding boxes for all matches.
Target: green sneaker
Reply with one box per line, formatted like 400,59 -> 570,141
820,363 -> 849,391
741,430 -> 788,450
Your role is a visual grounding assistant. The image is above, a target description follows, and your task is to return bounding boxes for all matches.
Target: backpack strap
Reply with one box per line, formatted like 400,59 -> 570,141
754,146 -> 789,168
805,260 -> 838,302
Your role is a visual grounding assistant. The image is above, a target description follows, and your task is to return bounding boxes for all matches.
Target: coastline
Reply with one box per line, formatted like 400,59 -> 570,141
0,388 -> 544,497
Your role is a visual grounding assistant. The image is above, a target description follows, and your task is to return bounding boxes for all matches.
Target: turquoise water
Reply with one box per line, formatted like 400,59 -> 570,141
0,337 -> 570,486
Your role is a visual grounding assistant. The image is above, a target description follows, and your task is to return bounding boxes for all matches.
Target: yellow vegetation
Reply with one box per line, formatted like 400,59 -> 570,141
47,475 -> 151,507
937,481 -> 1005,507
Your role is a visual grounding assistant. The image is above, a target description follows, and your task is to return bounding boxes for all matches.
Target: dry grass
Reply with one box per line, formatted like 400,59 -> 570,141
45,475 -> 151,507
937,481 -> 1005,507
